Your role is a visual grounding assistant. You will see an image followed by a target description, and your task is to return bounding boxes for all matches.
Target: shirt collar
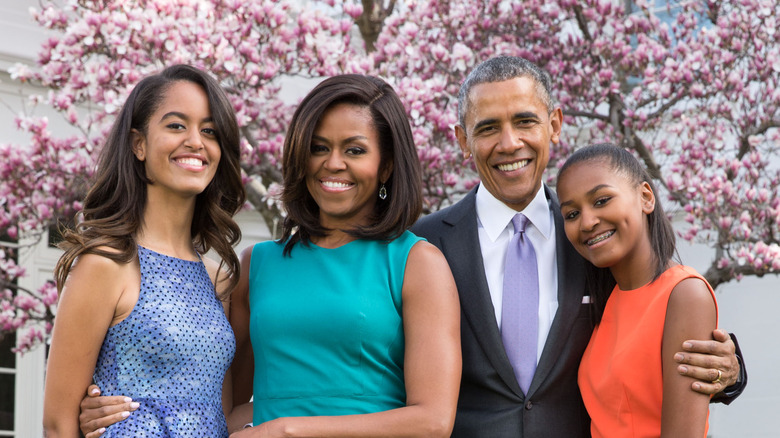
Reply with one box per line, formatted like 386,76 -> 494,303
475,183 -> 553,242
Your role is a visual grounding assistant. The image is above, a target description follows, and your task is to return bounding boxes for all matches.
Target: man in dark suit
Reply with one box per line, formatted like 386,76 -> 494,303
411,56 -> 744,437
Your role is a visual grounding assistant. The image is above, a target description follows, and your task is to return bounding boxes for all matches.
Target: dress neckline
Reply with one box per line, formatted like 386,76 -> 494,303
138,244 -> 202,263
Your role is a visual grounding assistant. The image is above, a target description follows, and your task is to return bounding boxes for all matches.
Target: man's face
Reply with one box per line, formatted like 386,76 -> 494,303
456,77 -> 562,211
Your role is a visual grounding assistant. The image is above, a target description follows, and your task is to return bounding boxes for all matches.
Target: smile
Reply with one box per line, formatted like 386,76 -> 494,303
175,157 -> 205,166
587,230 -> 614,246
321,180 -> 354,189
496,159 -> 529,172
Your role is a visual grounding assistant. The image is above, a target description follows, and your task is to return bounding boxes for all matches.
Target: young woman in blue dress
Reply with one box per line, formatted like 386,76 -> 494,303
43,64 -> 245,437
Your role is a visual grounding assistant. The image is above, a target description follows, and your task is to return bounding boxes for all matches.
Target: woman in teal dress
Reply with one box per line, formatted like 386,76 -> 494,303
228,74 -> 462,437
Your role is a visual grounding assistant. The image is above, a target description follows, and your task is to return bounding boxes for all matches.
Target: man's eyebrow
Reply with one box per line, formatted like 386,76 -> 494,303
472,112 -> 541,132
559,184 -> 613,207
472,118 -> 498,133
512,111 -> 540,120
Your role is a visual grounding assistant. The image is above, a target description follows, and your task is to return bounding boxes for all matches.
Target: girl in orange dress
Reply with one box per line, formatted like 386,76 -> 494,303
556,143 -> 717,438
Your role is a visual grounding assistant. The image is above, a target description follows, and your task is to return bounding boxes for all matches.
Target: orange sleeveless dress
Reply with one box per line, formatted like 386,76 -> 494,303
578,265 -> 718,438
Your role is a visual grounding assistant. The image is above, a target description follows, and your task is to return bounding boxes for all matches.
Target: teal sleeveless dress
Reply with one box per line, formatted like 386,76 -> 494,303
248,231 -> 424,423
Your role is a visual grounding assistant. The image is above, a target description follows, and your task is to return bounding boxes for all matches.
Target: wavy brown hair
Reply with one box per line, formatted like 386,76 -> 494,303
279,74 -> 423,255
54,65 -> 245,298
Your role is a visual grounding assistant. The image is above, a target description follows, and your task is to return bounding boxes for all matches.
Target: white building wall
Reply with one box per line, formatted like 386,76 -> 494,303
677,238 -> 780,438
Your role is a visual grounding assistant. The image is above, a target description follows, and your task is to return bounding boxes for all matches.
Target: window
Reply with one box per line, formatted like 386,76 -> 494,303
0,334 -> 14,435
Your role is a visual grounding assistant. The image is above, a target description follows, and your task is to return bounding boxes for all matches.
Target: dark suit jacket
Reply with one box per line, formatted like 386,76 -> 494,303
412,185 -> 593,438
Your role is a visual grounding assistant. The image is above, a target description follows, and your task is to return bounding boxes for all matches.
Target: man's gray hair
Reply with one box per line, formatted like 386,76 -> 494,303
457,56 -> 554,127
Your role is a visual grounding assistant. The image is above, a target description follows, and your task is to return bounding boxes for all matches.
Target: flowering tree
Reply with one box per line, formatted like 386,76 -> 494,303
1,0 -> 778,353
0,0 -> 368,352
373,0 -> 779,287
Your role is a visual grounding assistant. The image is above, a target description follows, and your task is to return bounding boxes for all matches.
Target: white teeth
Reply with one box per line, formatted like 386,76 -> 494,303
322,181 -> 351,188
587,231 -> 614,245
176,157 -> 203,166
497,160 -> 529,172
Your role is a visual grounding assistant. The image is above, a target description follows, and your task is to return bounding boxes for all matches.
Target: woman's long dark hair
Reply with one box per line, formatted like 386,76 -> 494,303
54,65 -> 245,297
279,74 -> 423,256
557,143 -> 677,322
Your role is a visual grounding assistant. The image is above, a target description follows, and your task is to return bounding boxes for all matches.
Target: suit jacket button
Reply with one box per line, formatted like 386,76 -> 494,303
525,400 -> 533,410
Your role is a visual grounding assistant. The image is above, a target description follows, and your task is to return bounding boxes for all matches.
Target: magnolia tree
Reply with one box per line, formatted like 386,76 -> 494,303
373,0 -> 779,285
0,0 -> 370,352
1,0 -> 778,353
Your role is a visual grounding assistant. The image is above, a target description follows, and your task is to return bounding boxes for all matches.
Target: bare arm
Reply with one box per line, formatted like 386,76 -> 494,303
202,256 -> 236,420
231,241 -> 462,438
226,246 -> 256,431
43,254 -> 130,437
661,277 -> 717,438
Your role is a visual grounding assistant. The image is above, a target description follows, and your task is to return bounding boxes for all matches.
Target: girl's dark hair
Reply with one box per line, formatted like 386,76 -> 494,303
279,74 -> 423,255
54,64 -> 245,297
557,143 -> 677,322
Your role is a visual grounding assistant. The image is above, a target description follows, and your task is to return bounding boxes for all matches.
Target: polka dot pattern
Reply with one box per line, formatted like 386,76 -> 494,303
93,246 -> 235,437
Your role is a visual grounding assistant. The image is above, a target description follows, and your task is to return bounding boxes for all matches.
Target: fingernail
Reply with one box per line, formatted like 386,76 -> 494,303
130,402 -> 140,409
683,341 -> 693,349
123,397 -> 133,403
674,353 -> 684,361
693,382 -> 701,390
121,411 -> 131,418
91,388 -> 100,395
98,428 -> 106,434
679,366 -> 688,373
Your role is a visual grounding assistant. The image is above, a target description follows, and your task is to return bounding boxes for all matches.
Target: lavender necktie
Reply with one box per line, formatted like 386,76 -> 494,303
501,213 -> 539,394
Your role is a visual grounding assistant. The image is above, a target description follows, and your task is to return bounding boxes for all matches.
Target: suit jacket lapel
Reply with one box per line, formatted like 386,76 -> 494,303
439,188 -> 524,397
528,186 -> 587,395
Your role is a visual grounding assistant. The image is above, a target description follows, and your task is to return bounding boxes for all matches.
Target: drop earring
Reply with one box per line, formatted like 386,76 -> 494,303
379,183 -> 387,200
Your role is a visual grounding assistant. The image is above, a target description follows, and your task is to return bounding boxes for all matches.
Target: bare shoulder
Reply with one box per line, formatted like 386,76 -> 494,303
407,239 -> 447,265
68,248 -> 135,285
239,245 -> 254,265
202,255 -> 221,278
404,240 -> 456,299
669,277 -> 715,309
231,245 -> 256,301
60,248 -> 137,311
665,276 -> 717,337
201,255 -> 232,297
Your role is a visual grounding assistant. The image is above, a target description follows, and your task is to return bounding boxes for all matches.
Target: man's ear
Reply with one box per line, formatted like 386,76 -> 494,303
549,107 -> 563,145
640,181 -> 656,214
455,125 -> 471,159
131,129 -> 146,161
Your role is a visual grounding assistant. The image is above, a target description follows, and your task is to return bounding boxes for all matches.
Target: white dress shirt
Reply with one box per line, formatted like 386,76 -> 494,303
475,184 -> 559,364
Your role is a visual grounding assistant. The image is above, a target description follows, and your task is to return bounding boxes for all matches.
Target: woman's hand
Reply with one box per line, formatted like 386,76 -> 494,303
229,418 -> 286,438
78,384 -> 138,437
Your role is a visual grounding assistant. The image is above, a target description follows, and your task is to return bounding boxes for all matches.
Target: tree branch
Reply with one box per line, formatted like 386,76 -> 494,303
703,261 -> 775,289
562,109 -> 610,121
572,4 -> 593,42
737,118 -> 779,160
357,0 -> 397,52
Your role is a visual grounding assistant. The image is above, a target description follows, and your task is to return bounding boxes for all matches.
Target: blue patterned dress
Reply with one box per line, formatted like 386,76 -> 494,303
93,246 -> 235,437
